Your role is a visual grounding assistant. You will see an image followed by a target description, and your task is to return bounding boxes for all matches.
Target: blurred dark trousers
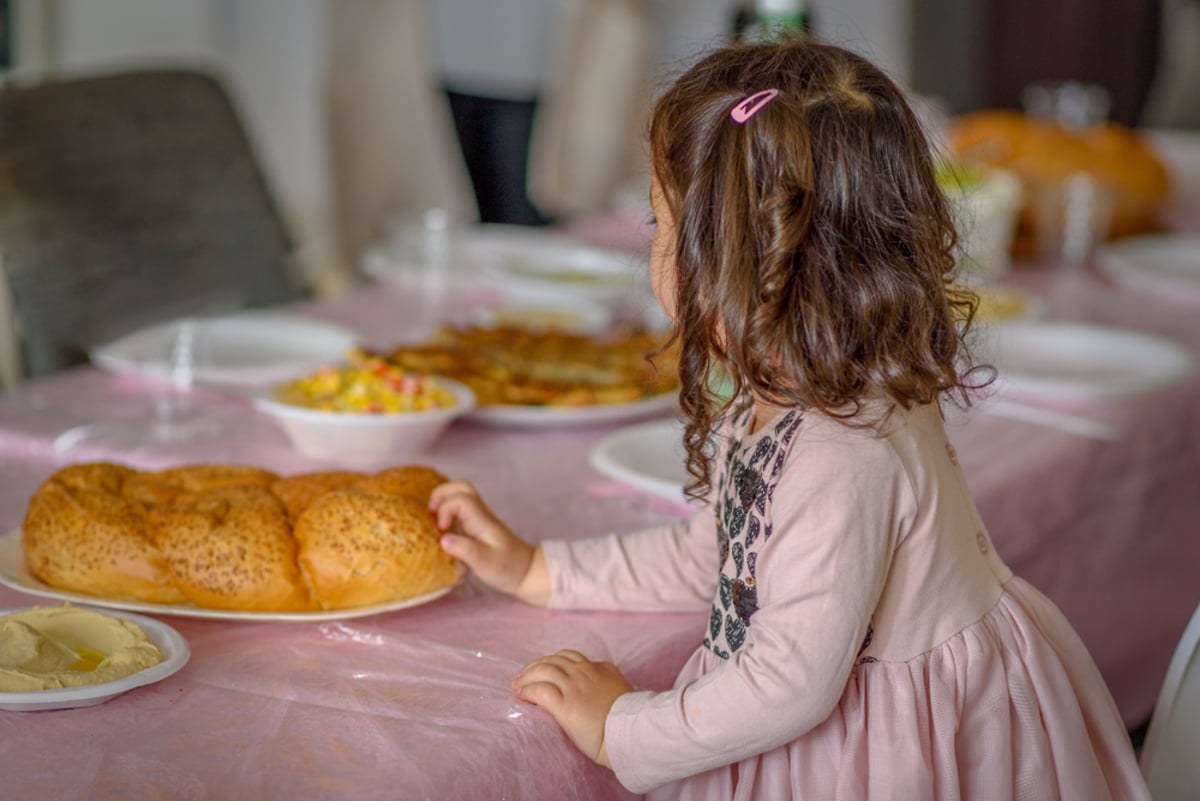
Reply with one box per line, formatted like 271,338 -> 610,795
444,89 -> 551,226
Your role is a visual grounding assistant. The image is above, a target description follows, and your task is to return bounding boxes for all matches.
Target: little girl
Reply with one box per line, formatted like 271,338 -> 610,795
430,37 -> 1151,800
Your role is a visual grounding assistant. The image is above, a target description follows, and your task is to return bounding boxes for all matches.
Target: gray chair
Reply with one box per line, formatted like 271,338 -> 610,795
0,68 -> 308,380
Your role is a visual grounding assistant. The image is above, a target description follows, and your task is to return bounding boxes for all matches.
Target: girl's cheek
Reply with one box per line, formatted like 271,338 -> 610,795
650,267 -> 676,324
649,242 -> 678,324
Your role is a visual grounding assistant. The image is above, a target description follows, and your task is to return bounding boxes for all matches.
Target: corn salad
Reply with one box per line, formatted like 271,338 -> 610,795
276,358 -> 456,414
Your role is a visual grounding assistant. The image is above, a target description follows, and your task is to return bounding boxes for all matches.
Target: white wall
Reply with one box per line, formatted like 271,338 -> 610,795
210,0 -> 331,282
814,0 -> 912,86
56,0 -> 219,68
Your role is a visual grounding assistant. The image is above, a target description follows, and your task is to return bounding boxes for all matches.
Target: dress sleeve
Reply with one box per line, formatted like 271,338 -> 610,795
541,508 -> 718,612
603,432 -> 918,793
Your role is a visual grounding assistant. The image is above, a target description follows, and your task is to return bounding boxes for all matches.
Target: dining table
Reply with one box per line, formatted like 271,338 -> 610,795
2,130 -> 1200,801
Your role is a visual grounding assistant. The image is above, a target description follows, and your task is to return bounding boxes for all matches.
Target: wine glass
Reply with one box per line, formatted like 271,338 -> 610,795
52,319 -> 230,462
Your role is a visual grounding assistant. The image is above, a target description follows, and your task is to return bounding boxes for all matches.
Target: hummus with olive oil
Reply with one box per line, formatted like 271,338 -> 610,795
0,605 -> 162,692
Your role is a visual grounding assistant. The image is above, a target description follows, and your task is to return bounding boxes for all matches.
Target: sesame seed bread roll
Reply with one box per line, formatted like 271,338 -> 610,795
271,470 -> 366,522
947,110 -> 1171,254
156,464 -> 280,492
352,465 -> 449,502
22,463 -> 187,604
294,490 -> 459,610
122,464 -> 280,507
22,462 -> 458,612
147,486 -> 316,612
43,461 -> 135,494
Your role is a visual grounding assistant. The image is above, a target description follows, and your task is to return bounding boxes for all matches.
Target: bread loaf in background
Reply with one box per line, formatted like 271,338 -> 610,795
22,462 -> 460,612
947,111 -> 1171,256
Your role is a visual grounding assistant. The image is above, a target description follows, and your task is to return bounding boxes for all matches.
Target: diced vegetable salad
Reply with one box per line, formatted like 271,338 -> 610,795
276,358 -> 457,414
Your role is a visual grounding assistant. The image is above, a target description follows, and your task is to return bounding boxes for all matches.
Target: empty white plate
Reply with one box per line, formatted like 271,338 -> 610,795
1095,235 -> 1200,301
362,223 -> 578,284
588,417 -> 690,506
471,293 -> 612,335
482,240 -> 648,302
980,320 -> 1194,400
90,311 -> 359,387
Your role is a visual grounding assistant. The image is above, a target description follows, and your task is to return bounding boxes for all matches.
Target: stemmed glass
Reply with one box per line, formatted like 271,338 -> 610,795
382,208 -> 460,337
52,319 -> 228,461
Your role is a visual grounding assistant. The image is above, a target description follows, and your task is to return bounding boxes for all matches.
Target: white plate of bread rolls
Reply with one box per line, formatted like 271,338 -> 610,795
0,463 -> 466,621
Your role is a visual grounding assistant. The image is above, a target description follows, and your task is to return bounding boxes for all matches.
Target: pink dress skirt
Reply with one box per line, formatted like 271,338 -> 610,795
649,578 -> 1151,801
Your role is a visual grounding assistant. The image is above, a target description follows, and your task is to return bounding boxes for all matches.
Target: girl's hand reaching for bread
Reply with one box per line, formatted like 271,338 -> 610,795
513,649 -> 633,767
429,481 -> 549,605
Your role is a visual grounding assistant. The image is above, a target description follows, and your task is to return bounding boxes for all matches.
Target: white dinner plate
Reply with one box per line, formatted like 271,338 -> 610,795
470,391 -> 678,429
588,417 -> 690,506
481,238 -> 649,302
1094,235 -> 1200,301
979,320 -> 1194,400
470,294 -> 613,335
0,529 -> 461,623
0,605 -> 190,712
90,311 -> 360,388
362,223 -> 580,284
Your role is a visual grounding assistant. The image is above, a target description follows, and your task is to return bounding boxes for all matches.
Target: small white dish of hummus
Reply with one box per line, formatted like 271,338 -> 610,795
0,604 -> 189,712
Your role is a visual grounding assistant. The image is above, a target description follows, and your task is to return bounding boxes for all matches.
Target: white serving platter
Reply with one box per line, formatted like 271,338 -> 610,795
470,392 -> 678,430
0,529 -> 461,623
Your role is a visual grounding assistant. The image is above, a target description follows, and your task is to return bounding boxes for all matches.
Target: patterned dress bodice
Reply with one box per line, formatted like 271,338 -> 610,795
702,407 -> 804,659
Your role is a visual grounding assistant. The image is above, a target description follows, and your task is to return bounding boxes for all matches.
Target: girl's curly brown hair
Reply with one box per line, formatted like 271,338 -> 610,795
649,37 -> 986,502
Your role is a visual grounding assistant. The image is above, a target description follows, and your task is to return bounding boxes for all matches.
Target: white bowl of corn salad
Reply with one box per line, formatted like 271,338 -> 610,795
253,358 -> 474,466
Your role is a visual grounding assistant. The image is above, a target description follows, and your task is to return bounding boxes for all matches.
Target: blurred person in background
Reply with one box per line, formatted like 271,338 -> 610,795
427,0 -> 562,226
326,0 -> 738,270
978,0 -> 1162,126
431,0 -> 742,225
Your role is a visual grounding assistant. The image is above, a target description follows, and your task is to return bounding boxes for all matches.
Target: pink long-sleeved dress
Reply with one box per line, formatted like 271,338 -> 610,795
542,402 -> 1151,800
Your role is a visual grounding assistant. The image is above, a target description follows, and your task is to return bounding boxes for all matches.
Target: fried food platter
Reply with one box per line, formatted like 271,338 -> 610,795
356,324 -> 680,428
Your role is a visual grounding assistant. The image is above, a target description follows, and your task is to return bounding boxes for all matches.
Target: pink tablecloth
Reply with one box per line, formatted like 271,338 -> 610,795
3,131 -> 1200,796
0,383 -> 699,800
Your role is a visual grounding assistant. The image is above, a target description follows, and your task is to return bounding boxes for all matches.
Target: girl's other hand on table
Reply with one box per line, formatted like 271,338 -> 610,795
513,649 -> 634,767
430,480 -> 550,605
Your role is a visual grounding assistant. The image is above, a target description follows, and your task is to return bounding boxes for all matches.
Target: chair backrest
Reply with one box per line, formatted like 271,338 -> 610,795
1142,0 -> 1200,129
1140,602 -> 1200,801
0,253 -> 21,389
0,68 -> 308,379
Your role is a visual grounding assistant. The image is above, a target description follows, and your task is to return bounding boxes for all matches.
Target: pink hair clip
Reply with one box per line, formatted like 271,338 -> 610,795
730,89 -> 780,124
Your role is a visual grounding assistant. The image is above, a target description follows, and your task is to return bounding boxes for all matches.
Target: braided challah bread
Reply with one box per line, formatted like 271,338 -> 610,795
22,463 -> 460,612
947,111 -> 1171,256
